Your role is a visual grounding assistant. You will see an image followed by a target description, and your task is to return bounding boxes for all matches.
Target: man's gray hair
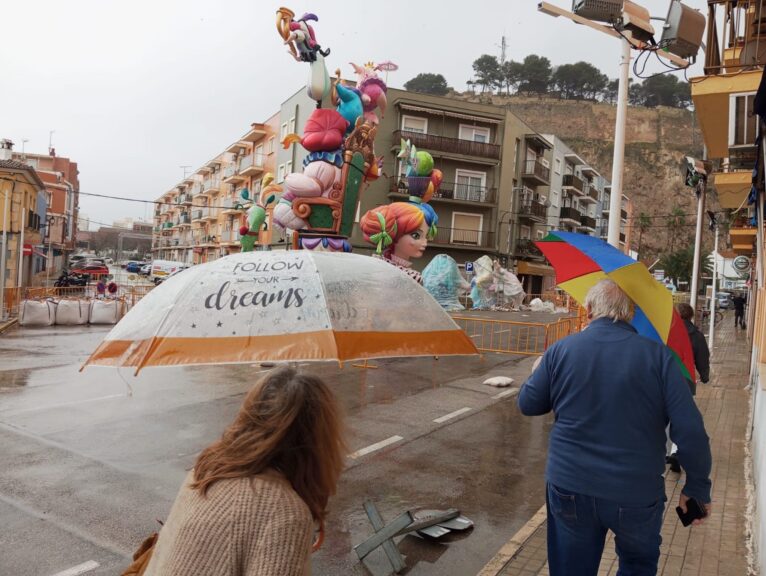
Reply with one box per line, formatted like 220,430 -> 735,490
584,279 -> 634,323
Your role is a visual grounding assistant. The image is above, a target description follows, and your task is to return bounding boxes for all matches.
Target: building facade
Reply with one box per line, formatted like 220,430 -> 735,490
11,147 -> 79,276
0,144 -> 47,289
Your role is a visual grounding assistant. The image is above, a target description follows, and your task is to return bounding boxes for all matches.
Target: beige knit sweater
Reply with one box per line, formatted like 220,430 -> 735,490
143,469 -> 313,576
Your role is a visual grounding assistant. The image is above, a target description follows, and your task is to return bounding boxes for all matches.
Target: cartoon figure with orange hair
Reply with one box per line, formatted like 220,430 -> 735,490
359,202 -> 434,284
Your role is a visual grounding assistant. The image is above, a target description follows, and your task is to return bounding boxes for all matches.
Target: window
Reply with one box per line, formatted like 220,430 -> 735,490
459,124 -> 490,143
289,117 -> 296,134
536,229 -> 545,240
255,144 -> 264,165
268,137 -> 275,154
455,169 -> 486,202
280,123 -> 288,140
277,164 -> 286,183
286,160 -> 293,175
554,158 -> 562,175
401,115 -> 427,134
451,212 -> 483,246
520,225 -> 531,240
514,138 -> 521,170
730,92 -> 757,147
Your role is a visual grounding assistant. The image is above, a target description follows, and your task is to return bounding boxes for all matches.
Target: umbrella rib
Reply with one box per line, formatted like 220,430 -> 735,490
311,256 -> 340,361
133,266 -> 208,375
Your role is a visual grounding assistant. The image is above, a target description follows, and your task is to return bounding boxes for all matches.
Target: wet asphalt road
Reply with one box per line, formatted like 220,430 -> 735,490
0,318 -> 555,576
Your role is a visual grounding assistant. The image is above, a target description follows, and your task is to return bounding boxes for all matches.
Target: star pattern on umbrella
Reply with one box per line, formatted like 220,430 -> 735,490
217,321 -> 223,328
191,323 -> 196,329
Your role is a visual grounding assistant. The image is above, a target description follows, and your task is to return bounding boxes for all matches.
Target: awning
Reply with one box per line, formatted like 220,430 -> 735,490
397,103 -> 502,124
517,261 -> 555,277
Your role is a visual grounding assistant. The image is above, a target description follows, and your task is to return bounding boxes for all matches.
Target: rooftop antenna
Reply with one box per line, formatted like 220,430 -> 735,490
497,34 -> 507,65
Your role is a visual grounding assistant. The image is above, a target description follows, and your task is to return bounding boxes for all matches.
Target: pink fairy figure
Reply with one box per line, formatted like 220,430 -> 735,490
349,61 -> 398,124
272,161 -> 342,231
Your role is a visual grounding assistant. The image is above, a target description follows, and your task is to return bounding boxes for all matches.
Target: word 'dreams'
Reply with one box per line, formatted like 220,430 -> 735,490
205,281 -> 305,311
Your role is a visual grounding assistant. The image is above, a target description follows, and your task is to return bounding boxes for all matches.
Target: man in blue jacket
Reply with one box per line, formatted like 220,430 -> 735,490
519,279 -> 712,576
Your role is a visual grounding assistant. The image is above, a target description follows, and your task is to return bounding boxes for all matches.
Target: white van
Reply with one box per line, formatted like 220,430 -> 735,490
150,260 -> 188,284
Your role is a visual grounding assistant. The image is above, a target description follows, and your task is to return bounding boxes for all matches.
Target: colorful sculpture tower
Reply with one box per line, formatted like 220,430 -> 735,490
270,7 -> 388,253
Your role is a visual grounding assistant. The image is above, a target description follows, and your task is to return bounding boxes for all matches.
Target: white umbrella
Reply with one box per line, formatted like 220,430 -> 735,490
84,251 -> 478,373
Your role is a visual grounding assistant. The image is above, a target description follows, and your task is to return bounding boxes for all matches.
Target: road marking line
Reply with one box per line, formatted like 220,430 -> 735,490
492,388 -> 520,400
433,407 -> 471,423
10,394 -> 124,415
49,560 -> 100,576
476,505 -> 547,576
349,435 -> 403,459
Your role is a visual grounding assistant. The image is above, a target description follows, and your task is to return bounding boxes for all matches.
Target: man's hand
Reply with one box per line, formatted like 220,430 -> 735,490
679,493 -> 711,526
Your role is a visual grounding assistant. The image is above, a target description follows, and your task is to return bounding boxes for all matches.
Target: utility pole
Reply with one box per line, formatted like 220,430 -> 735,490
0,182 -> 10,320
708,222 -> 719,346
607,35 -> 631,248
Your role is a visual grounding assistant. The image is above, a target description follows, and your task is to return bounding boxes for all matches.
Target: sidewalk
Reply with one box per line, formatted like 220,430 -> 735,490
0,317 -> 17,335
483,319 -> 752,576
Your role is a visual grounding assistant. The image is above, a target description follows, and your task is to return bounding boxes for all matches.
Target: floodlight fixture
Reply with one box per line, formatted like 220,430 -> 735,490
572,0 -> 623,23
619,0 -> 655,43
659,0 -> 705,60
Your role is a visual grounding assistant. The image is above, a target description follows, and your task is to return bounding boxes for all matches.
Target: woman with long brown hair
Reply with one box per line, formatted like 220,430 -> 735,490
143,367 -> 346,576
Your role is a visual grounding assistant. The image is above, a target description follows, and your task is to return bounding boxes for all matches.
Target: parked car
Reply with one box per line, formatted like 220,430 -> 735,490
70,263 -> 110,278
150,260 -> 188,285
125,261 -> 142,273
140,264 -> 151,275
717,292 -> 732,309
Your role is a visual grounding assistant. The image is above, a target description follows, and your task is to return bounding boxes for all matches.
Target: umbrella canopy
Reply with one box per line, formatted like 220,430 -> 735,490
535,231 -> 695,379
85,251 -> 477,373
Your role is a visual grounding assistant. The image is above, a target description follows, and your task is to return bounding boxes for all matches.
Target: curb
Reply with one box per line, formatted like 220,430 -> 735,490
0,318 -> 18,335
476,504 -> 547,576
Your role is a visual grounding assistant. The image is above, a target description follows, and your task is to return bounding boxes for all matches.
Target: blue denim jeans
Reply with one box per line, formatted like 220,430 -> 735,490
546,483 -> 664,576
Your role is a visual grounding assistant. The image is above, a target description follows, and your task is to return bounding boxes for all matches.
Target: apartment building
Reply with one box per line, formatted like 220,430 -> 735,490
153,120 -> 278,263
10,146 -> 79,275
0,142 -> 47,289
689,2 -> 765,568
353,88 -> 554,284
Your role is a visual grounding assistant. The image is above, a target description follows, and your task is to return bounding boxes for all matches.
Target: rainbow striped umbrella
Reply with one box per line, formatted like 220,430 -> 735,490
535,231 -> 694,380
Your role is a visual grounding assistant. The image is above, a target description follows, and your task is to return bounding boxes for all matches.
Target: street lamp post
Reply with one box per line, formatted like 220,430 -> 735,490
538,1 -> 693,249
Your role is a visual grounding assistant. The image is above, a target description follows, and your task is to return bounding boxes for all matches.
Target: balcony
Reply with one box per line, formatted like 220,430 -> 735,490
730,219 -> 757,254
562,174 -> 585,195
515,238 -> 545,260
430,227 -> 495,249
393,130 -> 501,161
201,178 -> 221,195
192,208 -> 209,222
189,183 -> 203,197
560,206 -> 582,226
580,186 -> 599,204
521,159 -> 550,186
220,197 -> 241,215
202,206 -> 218,221
177,212 -> 191,227
175,193 -> 191,205
389,178 -> 497,204
518,199 -> 548,223
223,164 -> 245,184
239,153 -> 265,177
220,229 -> 240,244
579,215 -> 597,231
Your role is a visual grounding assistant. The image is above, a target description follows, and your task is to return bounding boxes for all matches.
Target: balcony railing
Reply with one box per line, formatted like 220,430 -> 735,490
522,159 -> 551,184
177,213 -> 191,225
220,229 -> 239,243
192,207 -> 210,221
203,177 -> 221,192
562,174 -> 585,194
189,183 -> 202,196
430,227 -> 495,248
519,200 -> 548,220
703,1 -> 766,76
393,130 -> 501,160
390,178 -> 497,204
579,215 -> 597,229
239,153 -> 265,174
560,206 -> 582,223
516,239 -> 544,259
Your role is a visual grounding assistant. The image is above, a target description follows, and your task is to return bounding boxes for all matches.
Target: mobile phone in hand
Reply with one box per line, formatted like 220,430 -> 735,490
676,498 -> 707,527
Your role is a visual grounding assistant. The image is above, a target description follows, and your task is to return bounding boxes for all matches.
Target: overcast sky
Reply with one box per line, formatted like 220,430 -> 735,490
1,0 -> 704,229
